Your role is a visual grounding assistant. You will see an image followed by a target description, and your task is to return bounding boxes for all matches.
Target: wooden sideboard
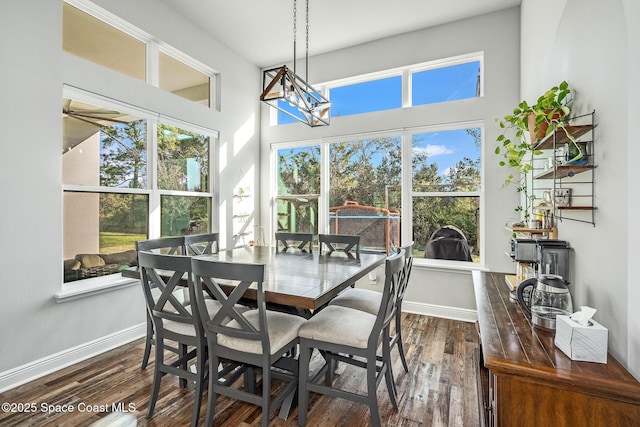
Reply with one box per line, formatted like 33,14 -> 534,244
473,270 -> 640,427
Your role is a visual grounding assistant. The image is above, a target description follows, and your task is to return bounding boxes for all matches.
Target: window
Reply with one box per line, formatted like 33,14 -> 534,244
274,53 -> 482,125
328,76 -> 402,117
411,127 -> 481,261
276,145 -> 321,234
62,94 -> 215,283
62,2 -> 146,81
329,136 -> 402,252
272,54 -> 483,264
159,51 -> 212,107
411,61 -> 481,106
63,1 -> 215,109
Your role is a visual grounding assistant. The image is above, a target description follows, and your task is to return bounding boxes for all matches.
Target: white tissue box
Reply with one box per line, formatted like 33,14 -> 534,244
554,314 -> 608,363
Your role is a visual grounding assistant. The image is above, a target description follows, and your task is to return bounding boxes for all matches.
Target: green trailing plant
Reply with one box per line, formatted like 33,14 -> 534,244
495,81 -> 575,221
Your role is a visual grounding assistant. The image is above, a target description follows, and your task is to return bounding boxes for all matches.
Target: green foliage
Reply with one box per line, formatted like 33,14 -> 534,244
99,121 -> 210,237
100,119 -> 147,188
495,81 -> 574,220
277,131 -> 481,257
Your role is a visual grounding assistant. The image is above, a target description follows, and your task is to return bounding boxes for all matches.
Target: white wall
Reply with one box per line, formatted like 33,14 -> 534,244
522,0 -> 638,377
0,0 -> 260,384
260,7 -> 521,314
623,0 -> 640,380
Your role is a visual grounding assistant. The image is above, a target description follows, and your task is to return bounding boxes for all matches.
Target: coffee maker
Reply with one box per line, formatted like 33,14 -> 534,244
536,240 -> 571,282
515,239 -> 573,329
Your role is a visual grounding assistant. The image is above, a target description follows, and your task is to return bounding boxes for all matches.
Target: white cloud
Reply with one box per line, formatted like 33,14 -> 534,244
413,144 -> 454,157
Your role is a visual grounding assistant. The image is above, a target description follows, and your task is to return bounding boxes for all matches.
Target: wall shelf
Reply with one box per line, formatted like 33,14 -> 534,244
530,110 -> 596,226
535,165 -> 595,180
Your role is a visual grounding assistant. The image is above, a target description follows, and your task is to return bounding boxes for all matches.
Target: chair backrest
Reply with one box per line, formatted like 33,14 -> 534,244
138,251 -> 199,331
275,232 -> 313,252
318,233 -> 360,255
191,259 -> 270,354
369,249 -> 405,347
397,241 -> 414,302
185,232 -> 219,255
135,236 -> 186,255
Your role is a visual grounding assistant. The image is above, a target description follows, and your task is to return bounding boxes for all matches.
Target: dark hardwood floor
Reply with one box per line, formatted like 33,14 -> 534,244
0,314 -> 480,427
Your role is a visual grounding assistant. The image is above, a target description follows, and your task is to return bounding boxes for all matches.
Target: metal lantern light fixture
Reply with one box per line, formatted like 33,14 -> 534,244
260,0 -> 330,127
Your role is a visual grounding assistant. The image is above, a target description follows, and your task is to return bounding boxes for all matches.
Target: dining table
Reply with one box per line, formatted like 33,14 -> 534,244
123,245 -> 387,311
194,245 -> 387,311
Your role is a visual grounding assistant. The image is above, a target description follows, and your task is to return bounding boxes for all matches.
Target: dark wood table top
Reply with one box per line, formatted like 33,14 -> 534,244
196,246 -> 386,310
124,246 -> 386,310
473,270 -> 640,405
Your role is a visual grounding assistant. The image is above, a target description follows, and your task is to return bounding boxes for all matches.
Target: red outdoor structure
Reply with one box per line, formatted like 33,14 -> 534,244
329,201 -> 400,254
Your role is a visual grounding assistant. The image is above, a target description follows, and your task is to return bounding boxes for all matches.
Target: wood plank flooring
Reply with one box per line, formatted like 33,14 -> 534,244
0,314 -> 480,427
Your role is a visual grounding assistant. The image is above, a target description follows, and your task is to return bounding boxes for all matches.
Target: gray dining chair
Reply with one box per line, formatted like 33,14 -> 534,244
275,232 -> 313,252
318,233 -> 360,256
297,249 -> 405,427
191,258 -> 306,427
185,232 -> 219,255
329,242 -> 414,373
138,251 -> 205,427
135,236 -> 186,369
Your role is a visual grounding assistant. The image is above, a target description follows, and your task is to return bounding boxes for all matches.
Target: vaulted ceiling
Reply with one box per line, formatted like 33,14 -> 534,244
157,0 -> 521,67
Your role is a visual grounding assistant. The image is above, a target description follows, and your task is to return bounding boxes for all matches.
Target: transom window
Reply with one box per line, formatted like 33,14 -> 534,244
62,1 -> 217,109
275,53 -> 482,125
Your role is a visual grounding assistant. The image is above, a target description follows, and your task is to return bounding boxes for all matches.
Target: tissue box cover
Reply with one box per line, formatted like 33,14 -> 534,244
554,314 -> 608,363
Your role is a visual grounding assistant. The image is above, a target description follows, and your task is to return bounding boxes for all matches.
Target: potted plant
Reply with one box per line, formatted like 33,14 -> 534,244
495,81 -> 575,222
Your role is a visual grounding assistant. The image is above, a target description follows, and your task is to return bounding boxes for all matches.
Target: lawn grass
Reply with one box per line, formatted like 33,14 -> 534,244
100,232 -> 146,254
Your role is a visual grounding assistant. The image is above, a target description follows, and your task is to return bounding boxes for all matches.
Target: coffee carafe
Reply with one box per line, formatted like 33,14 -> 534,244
516,274 -> 573,330
537,240 -> 571,282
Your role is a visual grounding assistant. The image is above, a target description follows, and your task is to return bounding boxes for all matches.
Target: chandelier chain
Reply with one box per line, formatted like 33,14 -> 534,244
305,0 -> 309,83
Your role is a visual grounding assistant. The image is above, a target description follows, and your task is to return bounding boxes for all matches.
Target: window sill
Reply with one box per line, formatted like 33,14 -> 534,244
413,258 -> 488,273
55,274 -> 139,303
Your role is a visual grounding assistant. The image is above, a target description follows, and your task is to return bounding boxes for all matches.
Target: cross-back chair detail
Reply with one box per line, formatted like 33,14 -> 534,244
275,232 -> 313,252
184,232 -> 219,256
318,233 -> 360,256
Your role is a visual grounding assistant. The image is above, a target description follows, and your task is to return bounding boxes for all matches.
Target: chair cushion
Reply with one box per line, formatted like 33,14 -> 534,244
298,305 -> 376,349
329,288 -> 382,315
64,259 -> 81,270
75,254 -> 105,268
218,310 -> 305,355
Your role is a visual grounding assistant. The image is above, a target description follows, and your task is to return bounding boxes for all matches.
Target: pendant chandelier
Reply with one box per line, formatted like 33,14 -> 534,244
260,0 -> 330,127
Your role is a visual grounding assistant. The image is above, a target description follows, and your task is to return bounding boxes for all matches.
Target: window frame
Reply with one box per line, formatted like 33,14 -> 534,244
403,122 -> 484,267
271,122 -> 485,268
271,51 -> 484,126
61,86 -> 218,293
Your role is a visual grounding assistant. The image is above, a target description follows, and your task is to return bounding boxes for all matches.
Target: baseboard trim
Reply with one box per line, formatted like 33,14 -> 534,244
0,323 -> 145,393
403,301 -> 478,323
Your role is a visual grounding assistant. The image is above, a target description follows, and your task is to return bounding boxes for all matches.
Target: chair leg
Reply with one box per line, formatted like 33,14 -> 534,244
179,344 -> 188,388
261,363 -> 271,427
395,312 -> 409,373
298,342 -> 311,427
366,353 -> 382,427
141,313 -> 153,369
147,336 -> 164,418
190,341 -> 206,427
383,327 -> 398,408
205,345 -> 219,427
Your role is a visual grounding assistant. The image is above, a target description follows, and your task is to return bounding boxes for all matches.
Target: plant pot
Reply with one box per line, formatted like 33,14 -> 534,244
528,110 -> 564,143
